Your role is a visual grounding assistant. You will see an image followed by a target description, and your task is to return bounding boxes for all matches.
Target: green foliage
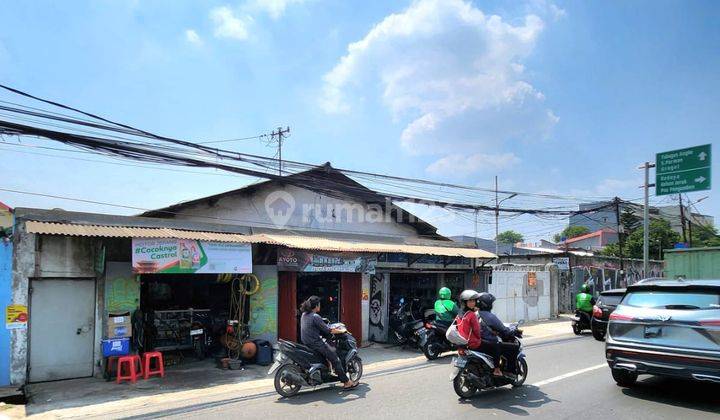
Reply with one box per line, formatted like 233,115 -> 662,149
620,208 -> 641,235
689,222 -> 720,247
496,230 -> 524,245
553,225 -> 591,243
603,219 -> 680,259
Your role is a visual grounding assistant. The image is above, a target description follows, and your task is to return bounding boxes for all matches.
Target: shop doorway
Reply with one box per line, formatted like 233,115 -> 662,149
389,272 -> 439,314
29,278 -> 96,382
139,274 -> 233,359
296,273 -> 341,338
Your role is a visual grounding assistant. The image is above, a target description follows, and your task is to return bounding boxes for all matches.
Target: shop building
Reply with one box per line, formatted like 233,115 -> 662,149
5,164 -> 494,386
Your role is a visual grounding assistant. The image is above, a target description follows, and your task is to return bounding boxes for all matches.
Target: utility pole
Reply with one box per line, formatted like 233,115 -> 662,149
614,197 -> 625,277
639,162 -> 655,275
270,126 -> 290,176
495,176 -> 499,258
678,193 -> 687,244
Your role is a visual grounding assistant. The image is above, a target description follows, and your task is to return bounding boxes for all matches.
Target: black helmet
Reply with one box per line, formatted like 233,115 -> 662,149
477,292 -> 496,311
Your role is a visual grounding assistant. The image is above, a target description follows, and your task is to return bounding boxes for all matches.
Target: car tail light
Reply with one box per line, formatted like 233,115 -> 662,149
609,313 -> 633,321
699,319 -> 720,327
592,305 -> 602,318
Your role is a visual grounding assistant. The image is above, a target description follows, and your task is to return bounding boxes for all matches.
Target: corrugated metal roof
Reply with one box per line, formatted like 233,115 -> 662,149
25,221 -> 254,242
25,221 -> 496,259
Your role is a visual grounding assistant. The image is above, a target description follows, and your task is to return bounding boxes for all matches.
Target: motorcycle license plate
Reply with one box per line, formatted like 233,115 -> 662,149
453,357 -> 466,368
267,361 -> 281,375
417,330 -> 427,346
190,329 -> 204,336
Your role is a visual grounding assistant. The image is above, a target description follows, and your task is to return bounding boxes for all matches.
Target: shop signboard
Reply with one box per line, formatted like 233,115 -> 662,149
132,238 -> 252,274
552,257 -> 570,270
277,248 -> 376,274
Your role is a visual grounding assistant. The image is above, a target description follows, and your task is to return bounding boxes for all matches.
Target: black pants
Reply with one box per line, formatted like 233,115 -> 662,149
477,341 -> 519,374
313,343 -> 349,383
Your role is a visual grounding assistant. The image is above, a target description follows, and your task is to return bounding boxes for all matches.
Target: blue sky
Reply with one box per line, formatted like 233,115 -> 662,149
0,0 -> 718,241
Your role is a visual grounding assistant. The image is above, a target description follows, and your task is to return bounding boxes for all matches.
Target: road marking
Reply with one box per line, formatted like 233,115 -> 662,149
531,363 -> 607,387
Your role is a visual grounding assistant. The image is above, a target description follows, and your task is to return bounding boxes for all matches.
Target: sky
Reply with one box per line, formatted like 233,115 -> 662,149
0,0 -> 718,242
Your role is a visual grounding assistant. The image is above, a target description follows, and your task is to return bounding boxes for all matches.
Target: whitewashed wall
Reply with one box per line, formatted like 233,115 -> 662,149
169,183 -> 421,238
489,266 -> 552,323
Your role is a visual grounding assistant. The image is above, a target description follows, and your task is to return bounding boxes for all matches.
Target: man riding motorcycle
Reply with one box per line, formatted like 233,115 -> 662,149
434,287 -> 459,323
300,296 -> 355,389
575,283 -> 596,328
476,292 -> 521,378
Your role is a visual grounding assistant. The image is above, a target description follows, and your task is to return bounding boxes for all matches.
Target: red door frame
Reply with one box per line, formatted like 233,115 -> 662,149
340,273 -> 362,346
278,271 -> 297,342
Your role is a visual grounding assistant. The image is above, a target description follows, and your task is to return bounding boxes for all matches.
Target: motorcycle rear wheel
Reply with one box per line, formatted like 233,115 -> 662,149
572,323 -> 581,335
274,364 -> 302,398
423,342 -> 441,360
453,370 -> 477,398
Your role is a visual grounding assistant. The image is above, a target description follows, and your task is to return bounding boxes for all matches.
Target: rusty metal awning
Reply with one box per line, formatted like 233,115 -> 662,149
25,221 -> 496,259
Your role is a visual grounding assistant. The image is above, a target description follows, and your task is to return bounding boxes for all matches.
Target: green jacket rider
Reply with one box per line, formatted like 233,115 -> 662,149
434,287 -> 459,322
575,284 -> 595,313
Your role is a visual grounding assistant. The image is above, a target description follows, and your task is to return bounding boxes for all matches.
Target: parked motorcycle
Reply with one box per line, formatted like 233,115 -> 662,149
268,321 -> 363,397
450,322 -> 527,398
419,319 -> 455,360
389,298 -> 427,348
571,310 -> 592,335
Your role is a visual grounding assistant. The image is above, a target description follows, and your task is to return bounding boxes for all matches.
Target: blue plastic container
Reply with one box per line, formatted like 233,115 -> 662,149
102,338 -> 130,357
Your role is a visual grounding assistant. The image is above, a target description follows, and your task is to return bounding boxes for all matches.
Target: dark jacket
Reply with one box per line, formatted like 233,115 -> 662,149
300,312 -> 332,350
477,310 -> 513,343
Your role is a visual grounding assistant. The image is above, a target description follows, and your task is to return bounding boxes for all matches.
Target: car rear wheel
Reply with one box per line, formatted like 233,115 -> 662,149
611,368 -> 638,387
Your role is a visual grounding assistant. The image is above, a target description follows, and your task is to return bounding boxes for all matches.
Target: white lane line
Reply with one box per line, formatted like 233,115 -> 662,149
531,363 -> 607,387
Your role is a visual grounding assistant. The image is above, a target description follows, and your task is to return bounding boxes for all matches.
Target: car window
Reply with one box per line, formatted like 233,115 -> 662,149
623,290 -> 720,310
599,295 -> 622,306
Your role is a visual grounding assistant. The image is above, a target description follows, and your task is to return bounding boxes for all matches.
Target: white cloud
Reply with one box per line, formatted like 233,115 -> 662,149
321,0 -> 559,172
210,6 -> 250,41
185,29 -> 203,46
247,0 -> 307,20
426,153 -> 521,176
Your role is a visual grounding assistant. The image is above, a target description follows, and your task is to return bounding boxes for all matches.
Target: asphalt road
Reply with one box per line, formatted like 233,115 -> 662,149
130,335 -> 720,420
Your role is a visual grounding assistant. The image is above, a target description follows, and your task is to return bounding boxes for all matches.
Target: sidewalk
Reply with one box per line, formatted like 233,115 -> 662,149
4,317 -> 574,419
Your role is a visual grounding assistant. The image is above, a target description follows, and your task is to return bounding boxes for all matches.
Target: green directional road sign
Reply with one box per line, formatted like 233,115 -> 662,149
656,144 -> 712,196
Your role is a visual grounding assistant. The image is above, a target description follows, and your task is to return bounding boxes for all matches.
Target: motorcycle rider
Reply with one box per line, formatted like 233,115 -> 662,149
575,283 -> 596,327
299,296 -> 355,389
434,287 -> 459,323
456,289 -> 483,350
476,292 -> 521,378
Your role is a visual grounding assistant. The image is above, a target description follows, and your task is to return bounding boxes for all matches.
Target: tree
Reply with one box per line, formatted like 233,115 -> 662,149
496,230 -> 524,245
553,225 -> 590,243
689,222 -> 720,247
601,219 -> 680,260
619,208 -> 641,235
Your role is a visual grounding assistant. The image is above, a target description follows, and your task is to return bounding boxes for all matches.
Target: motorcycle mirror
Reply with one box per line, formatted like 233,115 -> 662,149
517,319 -> 526,326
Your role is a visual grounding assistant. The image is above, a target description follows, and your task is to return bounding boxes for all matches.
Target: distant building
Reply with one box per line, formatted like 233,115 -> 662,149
558,228 -> 618,251
568,201 -> 714,237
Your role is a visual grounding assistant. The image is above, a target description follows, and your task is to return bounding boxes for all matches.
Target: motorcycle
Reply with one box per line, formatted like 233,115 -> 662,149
389,298 -> 427,348
450,322 -> 527,398
419,319 -> 455,360
571,310 -> 592,335
268,321 -> 363,397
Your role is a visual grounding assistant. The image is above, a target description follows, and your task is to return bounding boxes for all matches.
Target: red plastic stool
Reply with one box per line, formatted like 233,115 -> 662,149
143,351 -> 165,380
116,355 -> 143,384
